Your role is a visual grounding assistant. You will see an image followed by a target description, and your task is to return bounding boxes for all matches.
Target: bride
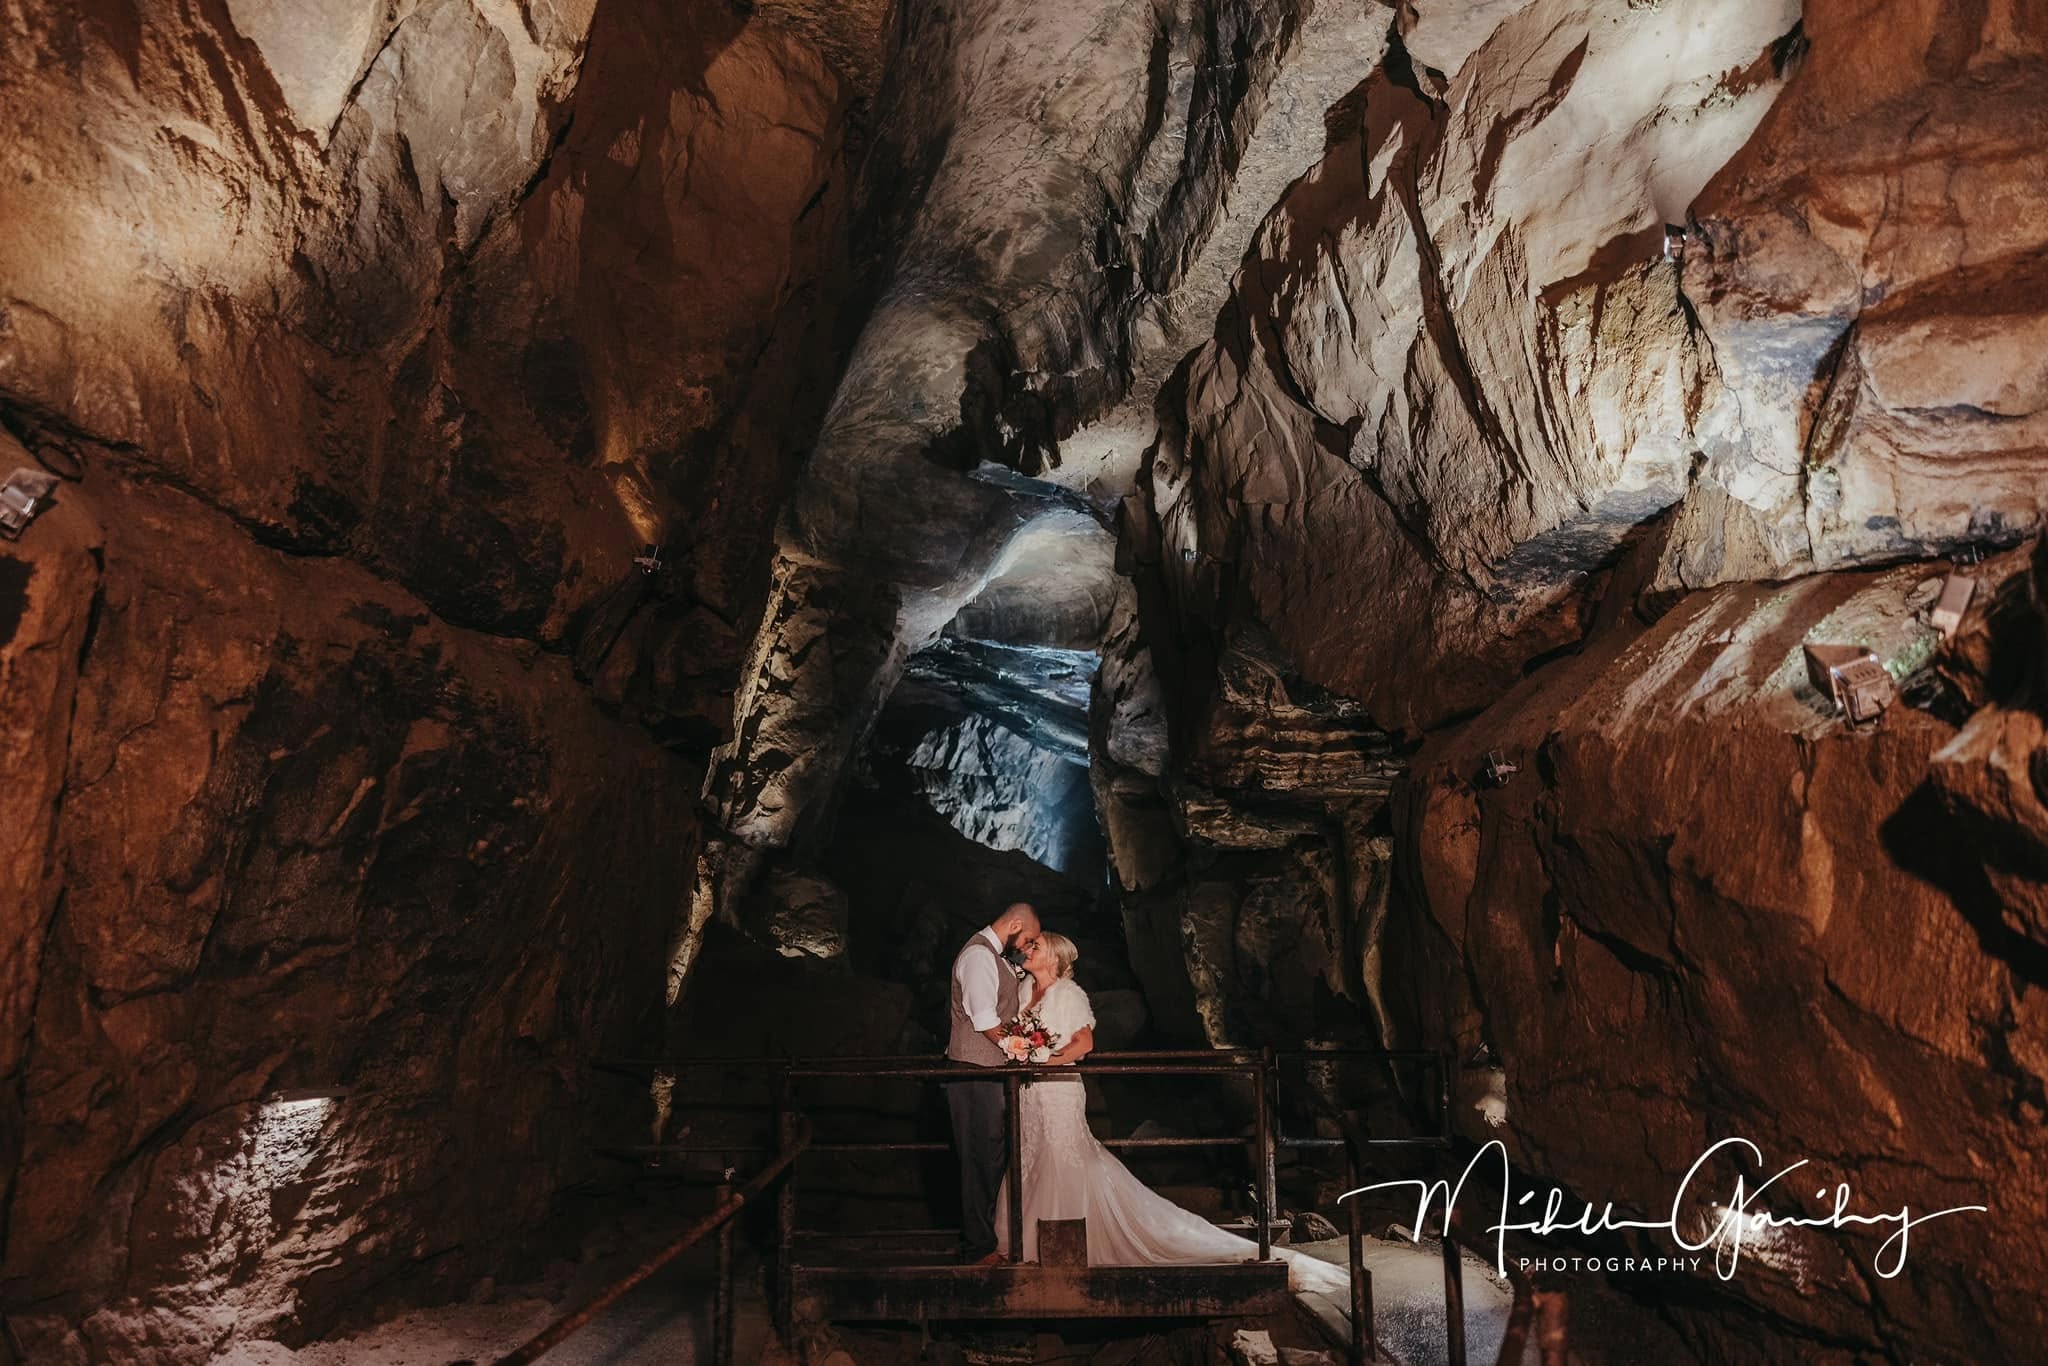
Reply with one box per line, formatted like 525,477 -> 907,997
994,932 -> 1350,1298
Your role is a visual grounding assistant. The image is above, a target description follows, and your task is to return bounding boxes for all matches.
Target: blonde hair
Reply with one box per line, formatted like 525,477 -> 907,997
1037,931 -> 1079,979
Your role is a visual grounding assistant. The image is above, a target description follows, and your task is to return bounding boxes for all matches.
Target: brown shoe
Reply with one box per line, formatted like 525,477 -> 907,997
972,1251 -> 1004,1268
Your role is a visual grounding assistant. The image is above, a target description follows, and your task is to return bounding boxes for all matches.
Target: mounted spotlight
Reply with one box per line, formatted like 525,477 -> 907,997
632,542 -> 664,575
1803,644 -> 1894,726
1,467 -> 59,540
1482,749 -> 1520,787
265,1086 -> 349,1108
1928,573 -> 1976,639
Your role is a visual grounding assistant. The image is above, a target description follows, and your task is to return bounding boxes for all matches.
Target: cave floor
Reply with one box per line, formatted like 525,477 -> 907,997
212,1227 -> 1529,1366
215,1259 -> 749,1366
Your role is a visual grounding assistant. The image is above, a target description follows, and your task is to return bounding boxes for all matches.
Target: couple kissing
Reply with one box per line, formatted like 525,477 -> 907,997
942,902 -> 1347,1296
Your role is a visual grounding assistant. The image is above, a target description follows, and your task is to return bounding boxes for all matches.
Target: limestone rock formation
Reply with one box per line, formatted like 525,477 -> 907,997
3,477 -> 697,1362
1,0 -> 867,1356
1109,0 -> 2048,1357
1,0 -> 856,656
6,0 -> 2048,1358
693,0 -> 1364,930
1387,550 -> 2048,1359
1665,0 -> 2048,593
905,713 -> 1097,874
1143,0 -> 1807,733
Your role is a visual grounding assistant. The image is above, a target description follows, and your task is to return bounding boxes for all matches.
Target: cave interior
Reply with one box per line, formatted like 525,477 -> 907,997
3,0 -> 2047,1363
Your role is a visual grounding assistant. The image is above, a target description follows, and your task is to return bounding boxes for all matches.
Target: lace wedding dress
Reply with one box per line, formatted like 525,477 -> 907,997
993,978 -> 1349,1297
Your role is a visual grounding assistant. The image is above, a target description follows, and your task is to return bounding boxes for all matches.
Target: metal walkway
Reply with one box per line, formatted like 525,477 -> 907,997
475,1056 -> 1581,1359
576,1048 -> 1460,1364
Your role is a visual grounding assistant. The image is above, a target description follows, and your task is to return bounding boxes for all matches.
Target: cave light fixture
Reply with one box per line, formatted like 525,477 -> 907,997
1928,573 -> 1975,639
1802,644 -> 1895,726
0,467 -> 59,539
1482,749 -> 1520,787
263,1086 -> 348,1113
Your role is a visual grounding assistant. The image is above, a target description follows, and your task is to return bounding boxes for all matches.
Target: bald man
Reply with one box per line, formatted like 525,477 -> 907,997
946,901 -> 1040,1264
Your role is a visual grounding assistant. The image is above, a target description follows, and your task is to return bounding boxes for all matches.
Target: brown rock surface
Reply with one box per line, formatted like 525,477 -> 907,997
0,0 -> 856,657
1667,0 -> 2048,591
0,1 -> 868,1356
5,0 -> 2047,1358
1110,2 -> 2048,1356
3,477 -> 698,1361
1384,555 -> 2047,1359
1142,0 -> 1809,733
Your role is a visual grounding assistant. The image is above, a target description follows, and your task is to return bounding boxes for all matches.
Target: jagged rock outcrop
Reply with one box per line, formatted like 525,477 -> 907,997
2,0 -> 856,674
7,0 -> 2046,1358
1662,0 -> 2048,594
1113,0 -> 2048,1357
756,868 -> 853,961
2,478 -> 697,1363
1387,549 -> 2048,1360
904,714 -> 1098,874
1927,538 -> 2048,1007
690,0 -> 1380,966
1143,0 -> 1808,734
1110,0 -> 1811,1043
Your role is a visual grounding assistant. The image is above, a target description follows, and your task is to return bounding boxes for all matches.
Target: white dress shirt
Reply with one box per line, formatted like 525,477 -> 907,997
956,926 -> 1007,1032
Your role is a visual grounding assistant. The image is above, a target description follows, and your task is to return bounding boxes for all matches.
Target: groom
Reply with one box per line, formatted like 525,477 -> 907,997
946,900 -> 1039,1265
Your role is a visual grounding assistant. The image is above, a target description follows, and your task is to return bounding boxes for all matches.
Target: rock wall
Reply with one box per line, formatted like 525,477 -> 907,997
1115,0 -> 2048,1357
687,0 -> 1367,969
1,0 -> 856,697
0,0 -> 866,1357
3,477 -> 697,1362
7,0 -> 2045,1357
1385,546 -> 2048,1360
1667,0 -> 2048,594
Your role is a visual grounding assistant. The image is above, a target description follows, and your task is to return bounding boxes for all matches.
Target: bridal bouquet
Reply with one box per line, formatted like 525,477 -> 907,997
999,1007 -> 1060,1064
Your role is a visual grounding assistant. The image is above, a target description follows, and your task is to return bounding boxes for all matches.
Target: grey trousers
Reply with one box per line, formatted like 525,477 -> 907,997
946,1077 -> 1008,1259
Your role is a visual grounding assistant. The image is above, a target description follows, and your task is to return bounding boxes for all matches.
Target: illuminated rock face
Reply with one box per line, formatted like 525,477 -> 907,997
688,0 -> 1372,960
0,0 -> 854,647
2,475 -> 700,1362
1112,0 -> 2048,1358
0,1 -> 866,1358
1387,551 -> 2048,1361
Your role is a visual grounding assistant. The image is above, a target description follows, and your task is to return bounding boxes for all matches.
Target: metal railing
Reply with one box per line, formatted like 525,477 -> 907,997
492,1120 -> 809,1366
581,1048 -> 1464,1364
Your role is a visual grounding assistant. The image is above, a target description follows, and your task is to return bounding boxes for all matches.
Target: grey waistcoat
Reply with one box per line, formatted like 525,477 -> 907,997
947,935 -> 1020,1066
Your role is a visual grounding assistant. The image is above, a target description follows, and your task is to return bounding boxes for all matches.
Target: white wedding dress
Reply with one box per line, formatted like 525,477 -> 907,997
993,978 -> 1350,1298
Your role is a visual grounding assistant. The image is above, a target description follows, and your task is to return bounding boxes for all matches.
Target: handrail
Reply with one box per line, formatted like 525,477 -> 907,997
597,1048 -> 1445,1070
604,1134 -> 1270,1155
492,1119 -> 811,1366
790,1061 -> 1259,1078
607,1047 -> 1452,1365
1291,1058 -> 1455,1366
1445,1215 -> 1569,1366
